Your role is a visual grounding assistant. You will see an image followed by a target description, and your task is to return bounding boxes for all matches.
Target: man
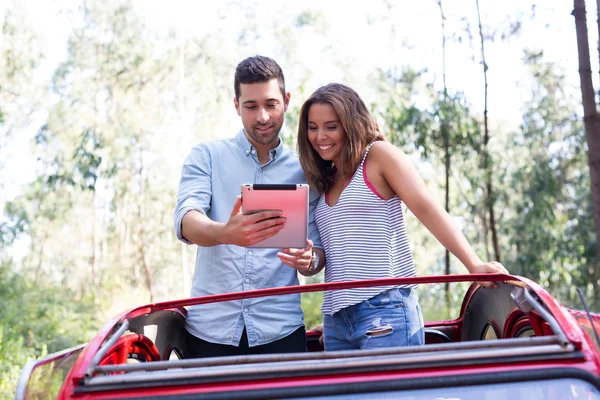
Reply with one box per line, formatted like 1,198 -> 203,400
174,55 -> 325,358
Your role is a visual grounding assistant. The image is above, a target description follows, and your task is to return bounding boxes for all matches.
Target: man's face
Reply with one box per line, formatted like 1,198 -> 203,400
234,79 -> 290,149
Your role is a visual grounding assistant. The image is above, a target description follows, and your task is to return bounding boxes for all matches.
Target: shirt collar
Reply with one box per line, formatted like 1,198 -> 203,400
234,129 -> 284,160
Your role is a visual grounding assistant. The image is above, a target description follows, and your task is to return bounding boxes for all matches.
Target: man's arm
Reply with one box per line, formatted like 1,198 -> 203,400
175,144 -> 288,247
182,197 -> 286,247
174,144 -> 214,245
181,210 -> 226,247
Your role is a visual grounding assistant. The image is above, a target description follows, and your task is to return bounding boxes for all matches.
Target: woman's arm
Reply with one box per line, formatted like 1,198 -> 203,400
370,142 -> 507,276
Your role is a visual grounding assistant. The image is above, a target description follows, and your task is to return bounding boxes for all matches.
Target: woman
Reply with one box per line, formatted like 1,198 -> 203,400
295,83 -> 508,351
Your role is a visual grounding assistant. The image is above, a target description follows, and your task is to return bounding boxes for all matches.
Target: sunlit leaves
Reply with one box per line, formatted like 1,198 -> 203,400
505,52 -> 593,306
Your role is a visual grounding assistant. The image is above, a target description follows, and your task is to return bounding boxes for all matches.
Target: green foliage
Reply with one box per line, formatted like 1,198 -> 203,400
375,67 -> 431,149
0,201 -> 28,247
302,291 -> 324,330
1,3 -> 45,143
0,261 -> 99,396
378,68 -> 481,165
503,51 -> 596,307
295,10 -> 329,32
419,282 -> 471,322
0,325 -> 37,398
301,274 -> 325,329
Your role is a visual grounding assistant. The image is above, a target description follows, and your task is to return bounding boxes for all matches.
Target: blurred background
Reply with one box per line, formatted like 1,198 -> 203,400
0,0 -> 597,395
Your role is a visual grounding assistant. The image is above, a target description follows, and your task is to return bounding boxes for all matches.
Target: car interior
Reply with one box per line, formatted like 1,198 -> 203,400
97,281 -> 555,367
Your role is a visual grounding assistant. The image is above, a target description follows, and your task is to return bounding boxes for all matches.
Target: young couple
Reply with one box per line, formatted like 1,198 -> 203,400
174,55 -> 508,358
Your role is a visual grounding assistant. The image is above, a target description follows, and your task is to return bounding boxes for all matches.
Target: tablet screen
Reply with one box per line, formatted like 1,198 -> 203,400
240,184 -> 309,248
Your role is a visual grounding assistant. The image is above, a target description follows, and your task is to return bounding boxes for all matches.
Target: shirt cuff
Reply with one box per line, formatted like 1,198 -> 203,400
174,206 -> 206,245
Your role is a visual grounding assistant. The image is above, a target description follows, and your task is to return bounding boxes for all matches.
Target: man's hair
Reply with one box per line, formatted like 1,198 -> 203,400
297,83 -> 385,194
234,56 -> 286,99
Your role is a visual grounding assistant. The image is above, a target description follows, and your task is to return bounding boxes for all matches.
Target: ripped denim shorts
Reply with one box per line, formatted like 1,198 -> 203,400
323,288 -> 425,351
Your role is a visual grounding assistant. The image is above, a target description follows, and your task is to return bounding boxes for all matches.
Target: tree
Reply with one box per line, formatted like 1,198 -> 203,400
505,51 -> 595,306
572,0 -> 600,292
437,0 -> 453,305
0,260 -> 98,395
475,0 -> 501,262
0,2 -> 44,231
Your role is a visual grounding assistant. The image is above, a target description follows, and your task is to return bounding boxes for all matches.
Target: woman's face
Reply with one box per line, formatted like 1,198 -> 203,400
307,102 -> 346,166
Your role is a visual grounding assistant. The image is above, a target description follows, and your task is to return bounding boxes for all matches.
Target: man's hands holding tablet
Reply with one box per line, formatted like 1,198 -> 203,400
218,193 -> 321,275
239,184 -> 309,248
220,195 -> 286,247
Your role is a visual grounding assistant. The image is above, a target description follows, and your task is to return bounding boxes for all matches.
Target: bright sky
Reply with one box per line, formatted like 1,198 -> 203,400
3,0 -> 595,204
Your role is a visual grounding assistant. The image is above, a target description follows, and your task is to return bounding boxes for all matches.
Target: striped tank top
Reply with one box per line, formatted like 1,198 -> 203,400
316,143 -> 416,316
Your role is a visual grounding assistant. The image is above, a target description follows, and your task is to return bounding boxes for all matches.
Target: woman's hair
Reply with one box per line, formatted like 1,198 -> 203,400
297,83 -> 385,194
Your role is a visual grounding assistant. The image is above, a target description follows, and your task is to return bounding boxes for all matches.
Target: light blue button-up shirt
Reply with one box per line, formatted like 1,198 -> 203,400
174,129 -> 321,346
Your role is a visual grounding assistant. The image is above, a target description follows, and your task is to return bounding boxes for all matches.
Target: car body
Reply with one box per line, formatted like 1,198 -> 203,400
16,274 -> 600,399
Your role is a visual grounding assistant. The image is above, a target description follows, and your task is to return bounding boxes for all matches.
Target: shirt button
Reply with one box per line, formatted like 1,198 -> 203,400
251,149 -> 256,154
245,278 -> 250,283
258,167 -> 262,172
244,308 -> 249,313
248,250 -> 253,256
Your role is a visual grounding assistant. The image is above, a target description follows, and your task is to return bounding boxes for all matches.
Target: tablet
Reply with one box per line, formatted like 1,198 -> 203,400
240,184 -> 309,248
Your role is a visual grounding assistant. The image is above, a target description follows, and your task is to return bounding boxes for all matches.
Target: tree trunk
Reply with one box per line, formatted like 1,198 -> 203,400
481,209 -> 491,261
137,149 -> 154,302
476,0 -> 501,262
90,191 -> 98,291
573,0 -> 600,298
438,0 -> 452,314
139,240 -> 154,303
597,0 -> 600,86
0,4 -> 5,212
443,116 -> 451,309
487,175 -> 500,261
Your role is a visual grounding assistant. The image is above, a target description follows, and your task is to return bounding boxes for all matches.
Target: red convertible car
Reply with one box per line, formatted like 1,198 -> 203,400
16,274 -> 600,399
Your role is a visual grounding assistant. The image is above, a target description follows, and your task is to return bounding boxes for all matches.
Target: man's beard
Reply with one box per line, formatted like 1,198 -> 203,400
247,122 -> 282,146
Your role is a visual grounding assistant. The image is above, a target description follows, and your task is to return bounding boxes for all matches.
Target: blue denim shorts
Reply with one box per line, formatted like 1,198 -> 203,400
323,288 -> 425,351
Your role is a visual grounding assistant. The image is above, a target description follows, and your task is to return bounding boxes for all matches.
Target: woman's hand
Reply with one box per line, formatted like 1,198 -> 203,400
277,239 -> 315,276
469,261 -> 509,288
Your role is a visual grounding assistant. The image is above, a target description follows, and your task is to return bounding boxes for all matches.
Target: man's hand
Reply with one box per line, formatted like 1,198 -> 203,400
220,196 -> 286,247
278,239 -> 314,275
